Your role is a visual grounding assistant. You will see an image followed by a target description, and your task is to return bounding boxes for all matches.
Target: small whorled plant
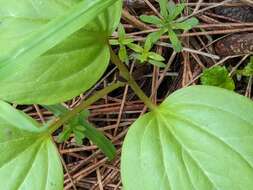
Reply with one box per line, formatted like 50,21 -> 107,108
140,0 -> 199,51
0,1 -> 253,190
200,66 -> 235,91
110,23 -> 166,67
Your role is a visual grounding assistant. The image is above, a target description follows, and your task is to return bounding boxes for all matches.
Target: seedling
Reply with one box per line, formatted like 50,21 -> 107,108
111,24 -> 166,67
140,0 -> 199,51
0,1 -> 253,190
201,66 -> 235,90
110,23 -> 134,63
237,56 -> 253,77
44,105 -> 89,144
128,34 -> 166,67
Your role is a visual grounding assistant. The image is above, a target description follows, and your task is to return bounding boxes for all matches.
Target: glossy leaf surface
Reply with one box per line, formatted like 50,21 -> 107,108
0,101 -> 62,190
122,85 -> 253,190
0,0 -> 122,104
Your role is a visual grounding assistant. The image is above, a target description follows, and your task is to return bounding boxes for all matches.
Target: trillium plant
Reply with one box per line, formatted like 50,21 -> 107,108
0,0 -> 253,190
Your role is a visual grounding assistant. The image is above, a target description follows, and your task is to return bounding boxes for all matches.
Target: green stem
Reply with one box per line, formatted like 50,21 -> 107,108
109,47 -> 156,110
48,81 -> 124,134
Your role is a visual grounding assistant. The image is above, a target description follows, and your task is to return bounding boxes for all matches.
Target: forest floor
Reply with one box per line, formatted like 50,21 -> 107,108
22,0 -> 253,189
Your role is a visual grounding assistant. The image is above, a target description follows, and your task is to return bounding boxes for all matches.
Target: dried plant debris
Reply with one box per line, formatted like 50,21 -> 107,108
123,0 -> 156,8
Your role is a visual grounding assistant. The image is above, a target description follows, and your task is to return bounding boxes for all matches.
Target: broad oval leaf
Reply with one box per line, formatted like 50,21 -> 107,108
0,101 -> 63,189
0,0 -> 122,104
121,85 -> 253,190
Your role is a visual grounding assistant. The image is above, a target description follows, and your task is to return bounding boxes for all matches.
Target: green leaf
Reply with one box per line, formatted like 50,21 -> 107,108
148,28 -> 167,44
159,0 -> 169,18
127,43 -> 143,53
122,38 -> 134,45
144,34 -> 155,52
122,85 -> 253,190
110,39 -> 120,45
73,126 -> 86,145
136,53 -> 149,63
57,126 -> 72,143
173,17 -> 199,31
168,2 -> 185,21
43,104 -> 68,117
0,101 -> 63,189
201,66 -> 235,90
74,125 -> 86,132
45,104 -> 116,160
148,60 -> 166,68
148,52 -> 165,61
79,109 -> 91,119
140,15 -> 163,25
119,45 -> 129,63
168,29 -> 182,52
118,23 -> 126,40
237,56 -> 253,77
79,120 -> 117,160
0,0 -> 123,104
167,0 -> 176,16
